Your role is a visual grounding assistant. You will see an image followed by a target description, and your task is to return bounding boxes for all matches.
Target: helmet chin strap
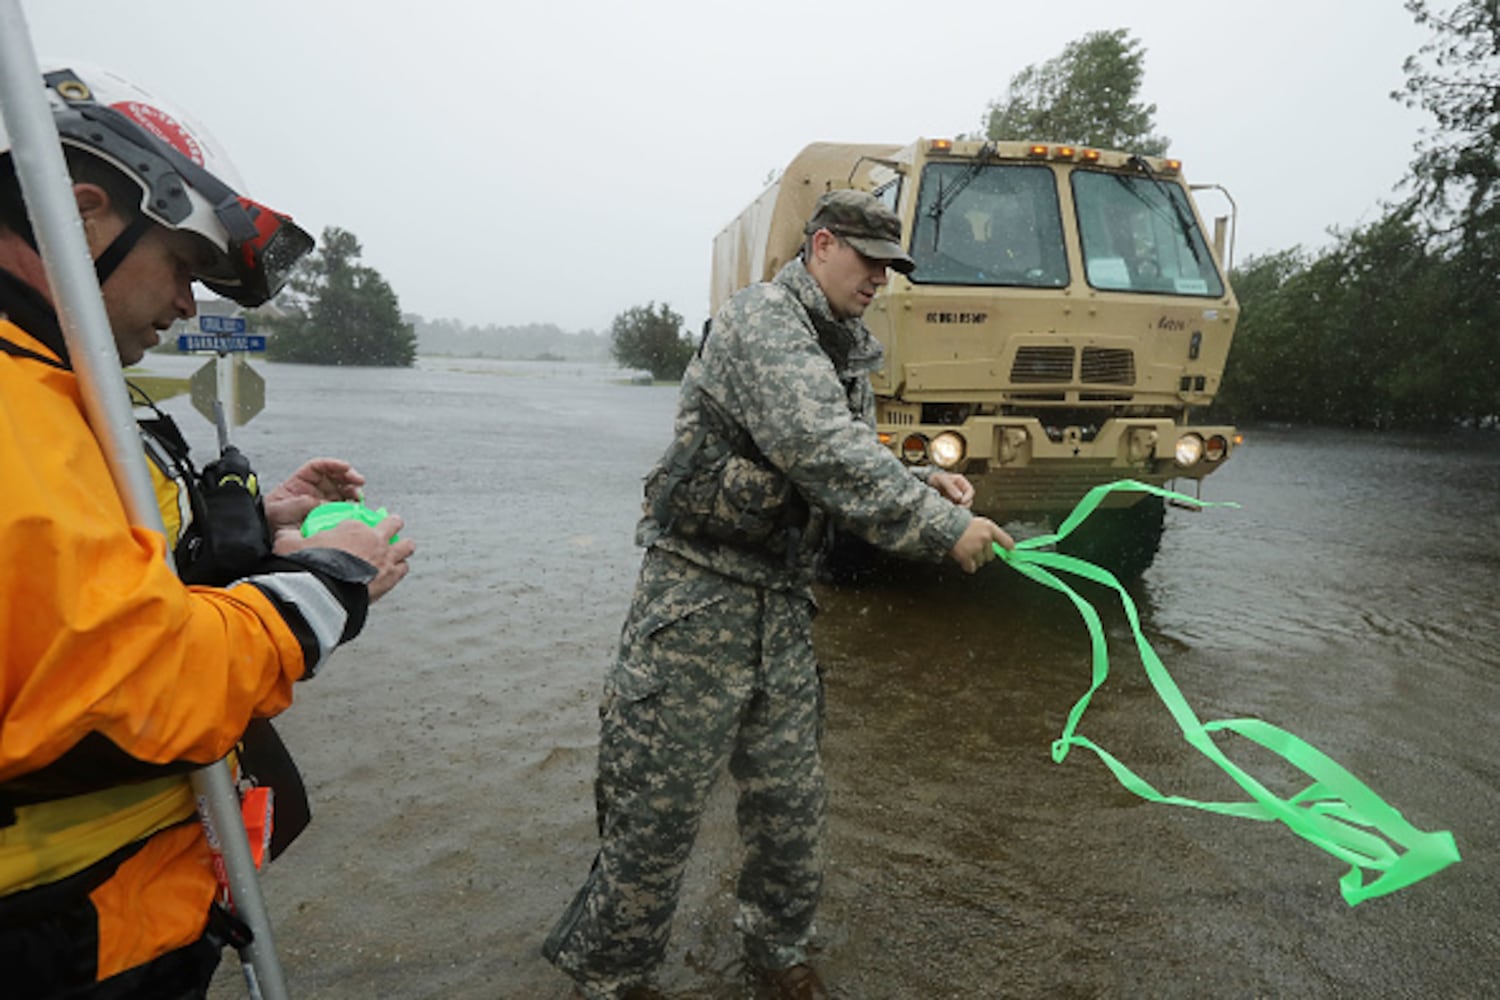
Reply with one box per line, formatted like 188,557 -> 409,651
90,213 -> 151,287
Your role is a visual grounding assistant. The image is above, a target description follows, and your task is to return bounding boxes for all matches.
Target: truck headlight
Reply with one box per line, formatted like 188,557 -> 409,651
1204,434 -> 1228,461
1174,433 -> 1204,467
901,434 -> 929,463
930,431 -> 966,469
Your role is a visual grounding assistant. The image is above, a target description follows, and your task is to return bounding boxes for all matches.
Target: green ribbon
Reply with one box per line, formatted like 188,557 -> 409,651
995,479 -> 1460,905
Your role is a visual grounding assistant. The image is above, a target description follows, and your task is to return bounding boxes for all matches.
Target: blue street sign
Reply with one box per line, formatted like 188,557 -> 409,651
177,334 -> 267,353
199,315 -> 247,334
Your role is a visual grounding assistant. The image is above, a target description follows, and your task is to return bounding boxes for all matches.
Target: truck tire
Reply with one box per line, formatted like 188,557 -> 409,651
1053,494 -> 1166,581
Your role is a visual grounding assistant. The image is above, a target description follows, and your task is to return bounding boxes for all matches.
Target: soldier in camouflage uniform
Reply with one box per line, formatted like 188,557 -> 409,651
544,191 -> 1014,1000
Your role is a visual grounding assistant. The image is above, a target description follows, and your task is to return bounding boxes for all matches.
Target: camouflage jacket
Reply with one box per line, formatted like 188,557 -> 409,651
638,259 -> 970,595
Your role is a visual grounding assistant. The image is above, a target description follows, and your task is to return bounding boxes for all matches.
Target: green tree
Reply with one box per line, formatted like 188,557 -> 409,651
1209,247 -> 1308,422
609,301 -> 694,381
259,227 -> 417,366
1398,0 -> 1500,248
1219,207 -> 1495,429
1396,2 -> 1500,425
1214,3 -> 1500,430
982,29 -> 1169,154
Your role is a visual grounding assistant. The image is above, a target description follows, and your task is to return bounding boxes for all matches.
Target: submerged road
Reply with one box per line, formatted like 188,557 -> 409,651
166,356 -> 1498,999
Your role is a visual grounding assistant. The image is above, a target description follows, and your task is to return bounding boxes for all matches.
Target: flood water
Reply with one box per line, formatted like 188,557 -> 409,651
149,354 -> 1500,999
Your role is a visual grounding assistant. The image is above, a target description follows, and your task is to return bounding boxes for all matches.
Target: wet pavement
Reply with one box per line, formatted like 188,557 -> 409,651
156,356 -> 1499,998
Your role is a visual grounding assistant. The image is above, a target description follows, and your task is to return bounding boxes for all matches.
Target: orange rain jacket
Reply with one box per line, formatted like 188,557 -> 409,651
0,286 -> 370,991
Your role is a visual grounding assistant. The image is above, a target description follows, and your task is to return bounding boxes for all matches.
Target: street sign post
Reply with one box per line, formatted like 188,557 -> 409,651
183,315 -> 267,428
190,356 -> 265,429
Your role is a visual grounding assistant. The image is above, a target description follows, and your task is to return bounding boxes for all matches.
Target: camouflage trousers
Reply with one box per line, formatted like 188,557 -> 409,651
544,548 -> 827,999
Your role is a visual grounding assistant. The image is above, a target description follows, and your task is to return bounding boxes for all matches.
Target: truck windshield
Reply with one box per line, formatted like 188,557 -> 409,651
908,163 -> 1068,288
1071,170 -> 1225,297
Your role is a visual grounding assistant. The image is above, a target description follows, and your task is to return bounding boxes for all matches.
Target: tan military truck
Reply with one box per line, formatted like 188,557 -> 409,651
710,138 -> 1240,577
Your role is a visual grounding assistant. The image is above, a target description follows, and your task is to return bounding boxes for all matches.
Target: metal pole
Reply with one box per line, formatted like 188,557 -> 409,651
215,352 -> 237,442
0,6 -> 290,998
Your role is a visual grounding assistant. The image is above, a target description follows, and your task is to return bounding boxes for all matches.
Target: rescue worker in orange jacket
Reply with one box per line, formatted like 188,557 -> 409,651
0,64 -> 416,998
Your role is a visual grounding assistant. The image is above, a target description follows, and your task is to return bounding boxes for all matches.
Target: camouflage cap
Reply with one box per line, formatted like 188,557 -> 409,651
803,190 -> 915,275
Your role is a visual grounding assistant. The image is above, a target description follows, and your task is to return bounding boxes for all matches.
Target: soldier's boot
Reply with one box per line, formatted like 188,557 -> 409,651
758,962 -> 829,1000
567,987 -> 667,1000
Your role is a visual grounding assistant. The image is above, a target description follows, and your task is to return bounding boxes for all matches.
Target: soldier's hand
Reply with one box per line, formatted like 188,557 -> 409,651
947,516 -> 1014,573
928,470 -> 975,508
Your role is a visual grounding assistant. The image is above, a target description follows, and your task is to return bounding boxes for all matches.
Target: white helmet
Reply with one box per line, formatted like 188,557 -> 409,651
0,63 -> 312,306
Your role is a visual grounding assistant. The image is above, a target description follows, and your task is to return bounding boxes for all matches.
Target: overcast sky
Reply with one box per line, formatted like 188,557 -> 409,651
19,0 -> 1433,334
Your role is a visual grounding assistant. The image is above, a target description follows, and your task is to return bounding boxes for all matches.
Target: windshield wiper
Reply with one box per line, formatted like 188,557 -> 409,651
1125,155 -> 1203,266
926,142 -> 996,247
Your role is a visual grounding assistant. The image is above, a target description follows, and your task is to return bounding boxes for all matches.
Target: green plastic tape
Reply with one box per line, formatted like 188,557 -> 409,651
996,479 -> 1460,905
300,499 -> 399,542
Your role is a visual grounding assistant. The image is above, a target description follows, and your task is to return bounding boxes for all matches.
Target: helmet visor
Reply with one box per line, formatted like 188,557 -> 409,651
199,196 -> 314,307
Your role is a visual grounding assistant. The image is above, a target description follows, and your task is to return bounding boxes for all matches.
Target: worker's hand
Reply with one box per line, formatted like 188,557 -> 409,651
947,516 -> 1014,573
928,470 -> 975,508
277,515 -> 414,601
264,458 -> 367,535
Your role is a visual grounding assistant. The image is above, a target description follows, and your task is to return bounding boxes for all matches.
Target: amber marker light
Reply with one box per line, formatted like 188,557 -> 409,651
1028,144 -> 1049,158
1055,145 -> 1077,159
930,139 -> 953,153
1081,149 -> 1101,162
1163,159 -> 1183,174
877,431 -> 895,447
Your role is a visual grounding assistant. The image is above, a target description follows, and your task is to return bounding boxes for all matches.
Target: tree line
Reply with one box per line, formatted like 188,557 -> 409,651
1212,1 -> 1498,428
413,317 -> 607,361
1212,206 -> 1496,428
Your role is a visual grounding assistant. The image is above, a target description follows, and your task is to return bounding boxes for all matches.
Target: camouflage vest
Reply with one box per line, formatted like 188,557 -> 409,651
642,283 -> 865,566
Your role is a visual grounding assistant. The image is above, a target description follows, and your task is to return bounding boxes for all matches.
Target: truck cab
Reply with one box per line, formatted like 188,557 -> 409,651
711,138 -> 1240,576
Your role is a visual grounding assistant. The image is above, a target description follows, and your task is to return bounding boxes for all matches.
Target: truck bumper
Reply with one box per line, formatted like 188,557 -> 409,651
880,415 -> 1238,516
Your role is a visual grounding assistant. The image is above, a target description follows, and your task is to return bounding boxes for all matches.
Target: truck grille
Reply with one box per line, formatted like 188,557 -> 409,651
1011,346 -> 1074,383
1080,347 -> 1135,385
1008,346 -> 1136,386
